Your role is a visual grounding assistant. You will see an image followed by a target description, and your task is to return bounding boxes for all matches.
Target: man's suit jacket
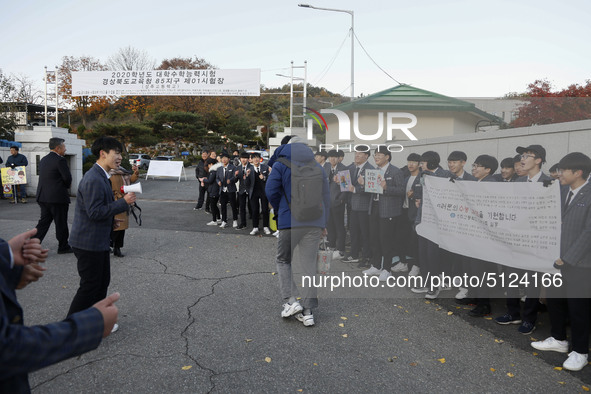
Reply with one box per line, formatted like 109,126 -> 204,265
325,162 -> 348,208
0,240 -> 104,393
456,171 -> 478,181
516,172 -> 553,183
216,164 -> 237,193
349,162 -> 374,212
236,163 -> 254,195
368,163 -> 405,218
406,171 -> 422,222
561,182 -> 591,268
69,164 -> 129,252
36,151 -> 72,204
245,164 -> 270,196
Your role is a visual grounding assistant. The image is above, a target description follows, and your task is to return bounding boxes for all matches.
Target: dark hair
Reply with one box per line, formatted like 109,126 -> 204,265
10,145 -> 19,151
447,151 -> 467,162
407,153 -> 421,162
280,135 -> 292,145
240,152 -> 250,159
327,150 -> 340,158
549,163 -> 559,173
337,150 -> 345,157
500,157 -> 514,169
420,151 -> 440,170
314,151 -> 328,158
374,146 -> 392,161
205,158 -> 217,167
219,152 -> 230,159
232,150 -> 240,155
558,152 -> 591,180
202,149 -> 210,155
18,170 -> 24,176
513,154 -> 522,163
91,136 -> 122,157
250,152 -> 261,158
49,137 -> 65,150
474,154 -> 498,174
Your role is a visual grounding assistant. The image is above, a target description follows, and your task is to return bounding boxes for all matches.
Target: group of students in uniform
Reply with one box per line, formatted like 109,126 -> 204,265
195,150 -> 273,236
315,143 -> 591,372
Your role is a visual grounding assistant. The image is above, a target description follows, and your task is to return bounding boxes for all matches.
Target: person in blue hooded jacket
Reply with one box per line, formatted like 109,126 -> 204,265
265,136 -> 330,327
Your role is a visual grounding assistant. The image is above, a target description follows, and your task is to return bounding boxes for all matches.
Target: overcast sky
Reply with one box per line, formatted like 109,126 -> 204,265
1,0 -> 589,98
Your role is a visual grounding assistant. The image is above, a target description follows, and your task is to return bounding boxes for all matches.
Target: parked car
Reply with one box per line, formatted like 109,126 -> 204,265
245,150 -> 270,165
153,155 -> 175,161
129,153 -> 151,169
29,119 -> 56,127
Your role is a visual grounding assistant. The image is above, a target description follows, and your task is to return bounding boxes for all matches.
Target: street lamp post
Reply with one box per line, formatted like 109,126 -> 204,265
298,3 -> 354,101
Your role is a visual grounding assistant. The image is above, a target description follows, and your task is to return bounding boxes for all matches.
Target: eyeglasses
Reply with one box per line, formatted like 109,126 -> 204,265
520,154 -> 536,160
471,164 -> 484,169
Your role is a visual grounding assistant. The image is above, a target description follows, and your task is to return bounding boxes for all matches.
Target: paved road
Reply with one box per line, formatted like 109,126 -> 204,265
2,176 -> 590,393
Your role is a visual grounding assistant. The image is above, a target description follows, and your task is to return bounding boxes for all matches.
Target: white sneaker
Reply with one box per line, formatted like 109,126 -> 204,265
281,301 -> 303,317
391,262 -> 408,273
263,227 -> 271,235
455,287 -> 469,300
111,323 -> 119,333
391,256 -> 400,264
250,228 -> 260,236
273,230 -> 280,238
411,287 -> 429,294
332,250 -> 344,260
425,288 -> 440,300
295,312 -> 315,327
408,265 -> 420,277
216,219 -> 222,224
233,220 -> 238,228
219,221 -> 227,228
531,337 -> 569,353
362,266 -> 381,276
378,269 -> 391,282
563,351 -> 588,371
206,221 -> 218,226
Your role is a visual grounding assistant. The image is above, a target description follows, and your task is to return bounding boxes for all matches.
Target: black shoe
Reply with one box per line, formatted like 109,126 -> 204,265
57,246 -> 74,254
357,258 -> 370,268
114,247 -> 125,257
236,224 -> 246,230
455,298 -> 477,306
468,304 -> 491,317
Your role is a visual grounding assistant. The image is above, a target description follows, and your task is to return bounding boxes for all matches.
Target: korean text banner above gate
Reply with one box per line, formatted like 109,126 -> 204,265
72,69 -> 260,97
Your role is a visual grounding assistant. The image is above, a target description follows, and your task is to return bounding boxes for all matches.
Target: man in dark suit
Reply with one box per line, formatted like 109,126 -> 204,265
345,151 -> 374,267
194,149 -> 209,210
1,228 -> 120,392
34,138 -> 73,254
235,152 -> 253,230
363,147 -> 405,282
533,152 -> 591,371
67,137 -> 135,327
324,150 -> 349,259
246,152 -> 271,235
494,145 -> 552,333
216,152 -> 238,228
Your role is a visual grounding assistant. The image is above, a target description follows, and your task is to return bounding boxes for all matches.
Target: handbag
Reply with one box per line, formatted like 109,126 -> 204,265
316,238 -> 332,275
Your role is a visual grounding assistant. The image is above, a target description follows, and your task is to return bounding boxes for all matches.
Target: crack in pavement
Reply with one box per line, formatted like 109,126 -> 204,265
31,352 -> 176,391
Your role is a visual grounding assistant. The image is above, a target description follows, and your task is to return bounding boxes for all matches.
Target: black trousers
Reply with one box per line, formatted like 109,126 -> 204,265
196,183 -> 207,209
368,208 -> 398,271
67,248 -> 110,316
238,192 -> 249,226
349,210 -> 370,259
34,202 -> 70,250
505,267 -> 540,323
250,190 -> 269,228
111,229 -> 126,248
327,204 -> 346,252
209,196 -> 220,221
219,191 -> 238,222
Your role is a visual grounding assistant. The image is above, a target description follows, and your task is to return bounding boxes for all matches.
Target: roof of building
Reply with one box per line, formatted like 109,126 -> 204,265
329,84 -> 503,123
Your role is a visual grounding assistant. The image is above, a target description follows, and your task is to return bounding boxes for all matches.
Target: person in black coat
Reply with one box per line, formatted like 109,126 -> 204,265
34,138 -> 73,254
194,150 -> 209,210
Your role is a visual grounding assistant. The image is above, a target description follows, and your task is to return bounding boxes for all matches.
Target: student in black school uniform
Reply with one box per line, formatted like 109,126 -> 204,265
324,150 -> 349,260
246,152 -> 271,235
216,153 -> 238,229
391,153 -> 422,274
464,154 -> 498,317
549,163 -> 560,179
204,158 -> 221,226
494,145 -> 552,334
235,152 -> 253,230
493,157 -> 519,182
532,152 -> 591,371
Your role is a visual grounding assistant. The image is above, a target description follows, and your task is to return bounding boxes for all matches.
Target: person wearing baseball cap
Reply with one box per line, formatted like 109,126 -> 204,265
516,144 -> 549,183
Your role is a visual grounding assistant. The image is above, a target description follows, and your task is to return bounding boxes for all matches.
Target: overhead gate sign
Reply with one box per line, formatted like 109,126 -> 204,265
72,69 -> 260,97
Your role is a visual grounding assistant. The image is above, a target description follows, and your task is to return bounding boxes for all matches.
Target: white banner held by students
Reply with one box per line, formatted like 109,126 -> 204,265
72,69 -> 260,97
145,161 -> 186,182
416,176 -> 561,273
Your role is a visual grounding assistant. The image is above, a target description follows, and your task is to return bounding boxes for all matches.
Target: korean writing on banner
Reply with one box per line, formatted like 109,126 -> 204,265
72,69 -> 260,97
416,176 -> 561,273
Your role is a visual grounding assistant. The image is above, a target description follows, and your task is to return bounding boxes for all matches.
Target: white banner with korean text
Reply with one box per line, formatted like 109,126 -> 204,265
72,69 -> 260,97
416,176 -> 561,273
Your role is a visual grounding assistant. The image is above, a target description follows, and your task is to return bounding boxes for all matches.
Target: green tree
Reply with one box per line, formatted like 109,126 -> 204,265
149,111 -> 206,156
90,123 -> 157,154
